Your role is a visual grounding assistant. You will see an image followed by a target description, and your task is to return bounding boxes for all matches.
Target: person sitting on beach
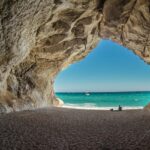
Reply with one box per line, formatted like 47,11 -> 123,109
118,105 -> 122,111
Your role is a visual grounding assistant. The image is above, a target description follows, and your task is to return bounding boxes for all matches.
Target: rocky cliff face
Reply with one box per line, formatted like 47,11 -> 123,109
0,0 -> 149,112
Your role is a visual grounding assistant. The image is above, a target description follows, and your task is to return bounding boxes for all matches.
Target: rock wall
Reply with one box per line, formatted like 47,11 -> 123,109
0,0 -> 149,112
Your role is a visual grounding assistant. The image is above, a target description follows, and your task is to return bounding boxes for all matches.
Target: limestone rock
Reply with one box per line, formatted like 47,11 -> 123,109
53,98 -> 64,107
144,103 -> 150,111
0,0 -> 149,112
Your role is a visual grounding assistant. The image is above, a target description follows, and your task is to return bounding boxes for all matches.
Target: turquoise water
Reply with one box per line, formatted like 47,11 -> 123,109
56,92 -> 150,109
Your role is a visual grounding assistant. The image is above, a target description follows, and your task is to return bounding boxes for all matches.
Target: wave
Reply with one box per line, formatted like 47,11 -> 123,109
62,103 -> 143,110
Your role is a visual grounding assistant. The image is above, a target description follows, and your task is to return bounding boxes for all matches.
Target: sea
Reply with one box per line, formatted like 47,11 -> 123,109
56,92 -> 150,110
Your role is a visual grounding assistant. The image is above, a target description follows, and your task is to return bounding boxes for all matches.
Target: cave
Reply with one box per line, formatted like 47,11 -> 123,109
0,0 -> 150,113
1,1 -> 150,150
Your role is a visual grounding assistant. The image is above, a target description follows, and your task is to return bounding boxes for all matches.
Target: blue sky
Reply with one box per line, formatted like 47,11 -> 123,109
54,40 -> 150,92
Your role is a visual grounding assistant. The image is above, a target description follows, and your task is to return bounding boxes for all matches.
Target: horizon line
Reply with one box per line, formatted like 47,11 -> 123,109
56,90 -> 150,93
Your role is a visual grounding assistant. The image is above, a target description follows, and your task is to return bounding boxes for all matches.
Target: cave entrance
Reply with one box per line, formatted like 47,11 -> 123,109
54,40 -> 150,110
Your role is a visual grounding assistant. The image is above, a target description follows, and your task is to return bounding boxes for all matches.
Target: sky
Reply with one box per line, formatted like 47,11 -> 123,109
54,40 -> 150,92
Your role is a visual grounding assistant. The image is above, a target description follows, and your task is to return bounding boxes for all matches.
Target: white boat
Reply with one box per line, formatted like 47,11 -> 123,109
85,92 -> 90,96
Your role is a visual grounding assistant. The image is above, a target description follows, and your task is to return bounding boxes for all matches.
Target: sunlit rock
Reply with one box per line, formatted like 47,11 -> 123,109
144,103 -> 150,111
53,98 -> 64,107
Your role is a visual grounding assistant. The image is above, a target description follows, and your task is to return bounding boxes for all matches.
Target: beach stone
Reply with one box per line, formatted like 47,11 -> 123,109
0,0 -> 150,112
144,103 -> 150,111
53,97 -> 64,107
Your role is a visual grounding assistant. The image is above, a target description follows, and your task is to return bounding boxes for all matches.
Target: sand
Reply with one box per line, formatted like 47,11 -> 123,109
0,107 -> 150,150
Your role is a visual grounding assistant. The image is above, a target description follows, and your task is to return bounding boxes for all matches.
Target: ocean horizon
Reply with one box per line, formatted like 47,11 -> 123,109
56,91 -> 150,110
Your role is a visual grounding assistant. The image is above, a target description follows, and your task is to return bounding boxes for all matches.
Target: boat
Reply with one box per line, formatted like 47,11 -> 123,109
85,92 -> 90,96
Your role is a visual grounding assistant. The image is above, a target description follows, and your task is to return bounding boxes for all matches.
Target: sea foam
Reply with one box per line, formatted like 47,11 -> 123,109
62,103 -> 143,110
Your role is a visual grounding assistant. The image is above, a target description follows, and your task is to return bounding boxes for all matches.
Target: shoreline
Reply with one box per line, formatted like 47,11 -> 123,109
61,104 -> 143,110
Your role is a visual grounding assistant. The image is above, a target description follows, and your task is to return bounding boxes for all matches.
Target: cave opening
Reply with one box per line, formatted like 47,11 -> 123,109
54,40 -> 150,110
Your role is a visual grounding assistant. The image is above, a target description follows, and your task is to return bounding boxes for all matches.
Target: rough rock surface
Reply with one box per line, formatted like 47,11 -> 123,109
0,0 -> 150,112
